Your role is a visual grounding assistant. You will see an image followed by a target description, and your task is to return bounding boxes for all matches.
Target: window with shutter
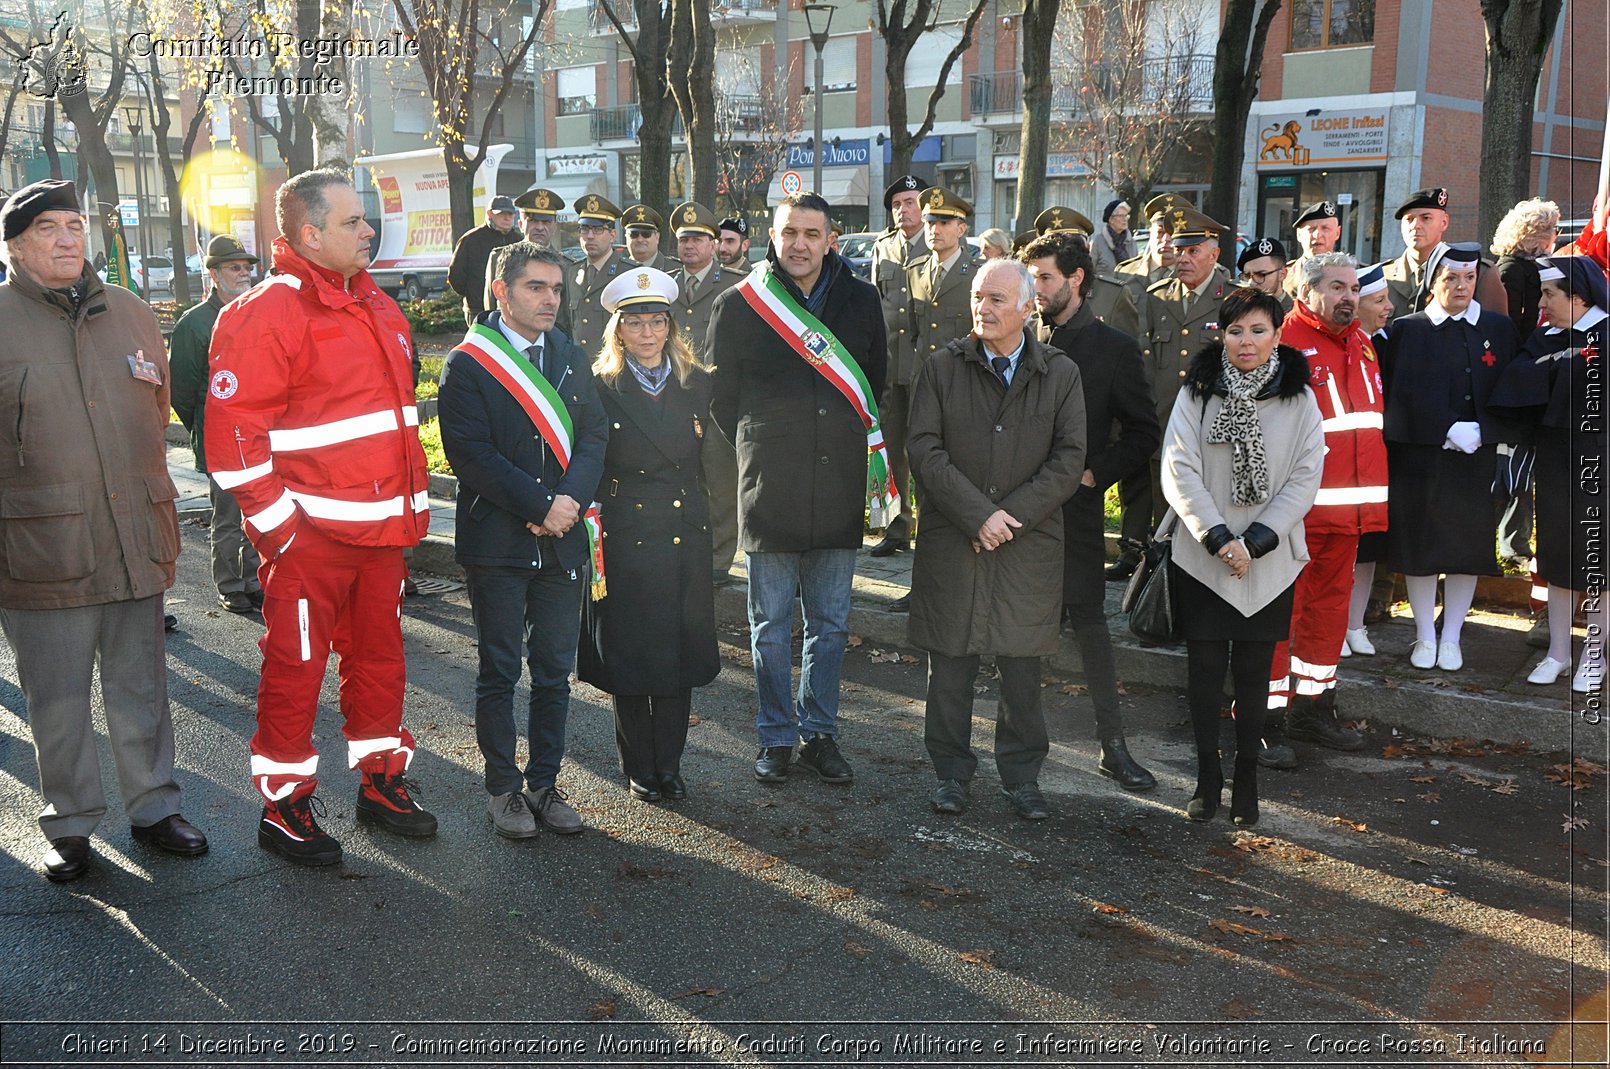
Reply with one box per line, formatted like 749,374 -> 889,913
805,36 -> 858,91
557,66 -> 597,115
903,28 -> 964,89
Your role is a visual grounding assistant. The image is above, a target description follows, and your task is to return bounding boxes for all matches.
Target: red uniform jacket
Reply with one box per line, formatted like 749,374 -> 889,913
1283,301 -> 1388,535
204,239 -> 429,556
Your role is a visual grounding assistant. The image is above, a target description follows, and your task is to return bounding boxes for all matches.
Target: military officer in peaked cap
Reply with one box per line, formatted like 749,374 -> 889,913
876,187 -> 981,569
1114,194 -> 1177,289
488,186 -> 566,328
568,194 -> 630,355
623,203 -> 679,273
668,202 -> 745,583
1239,235 -> 1292,314
867,174 -> 931,556
1032,205 -> 1140,338
1108,201 -> 1232,580
1283,200 -> 1340,302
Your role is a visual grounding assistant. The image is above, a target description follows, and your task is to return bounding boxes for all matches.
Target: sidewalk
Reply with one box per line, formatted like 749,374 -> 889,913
166,428 -> 1605,758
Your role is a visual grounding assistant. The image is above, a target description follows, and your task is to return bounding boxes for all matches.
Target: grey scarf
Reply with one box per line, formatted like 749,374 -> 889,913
1207,353 -> 1278,507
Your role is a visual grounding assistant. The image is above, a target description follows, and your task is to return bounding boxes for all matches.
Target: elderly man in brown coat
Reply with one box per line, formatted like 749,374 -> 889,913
906,258 -> 1087,820
0,180 -> 207,882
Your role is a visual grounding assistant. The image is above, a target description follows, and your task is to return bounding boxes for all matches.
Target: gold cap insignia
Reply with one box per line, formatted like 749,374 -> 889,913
585,196 -> 600,212
636,273 -> 650,290
929,189 -> 944,209
635,207 -> 647,221
536,191 -> 551,209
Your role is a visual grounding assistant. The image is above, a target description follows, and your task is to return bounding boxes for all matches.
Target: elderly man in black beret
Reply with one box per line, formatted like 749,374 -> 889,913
0,180 -> 208,882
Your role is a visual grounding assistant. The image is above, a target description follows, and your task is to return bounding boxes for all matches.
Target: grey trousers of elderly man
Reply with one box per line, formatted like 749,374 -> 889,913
0,595 -> 181,839
210,480 -> 262,595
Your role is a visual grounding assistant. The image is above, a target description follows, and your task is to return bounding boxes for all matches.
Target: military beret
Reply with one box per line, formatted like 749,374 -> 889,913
1237,236 -> 1286,270
718,216 -> 749,238
883,174 -> 924,210
2,179 -> 80,240
1396,187 -> 1449,219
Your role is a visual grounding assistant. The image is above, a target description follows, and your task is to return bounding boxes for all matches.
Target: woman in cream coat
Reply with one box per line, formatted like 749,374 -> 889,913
1162,286 -> 1324,828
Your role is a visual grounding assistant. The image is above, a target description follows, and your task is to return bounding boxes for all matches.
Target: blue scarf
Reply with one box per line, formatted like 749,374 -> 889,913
627,355 -> 672,398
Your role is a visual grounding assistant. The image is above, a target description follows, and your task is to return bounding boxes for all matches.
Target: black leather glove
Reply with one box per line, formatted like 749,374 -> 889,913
1201,524 -> 1236,555
1240,522 -> 1279,559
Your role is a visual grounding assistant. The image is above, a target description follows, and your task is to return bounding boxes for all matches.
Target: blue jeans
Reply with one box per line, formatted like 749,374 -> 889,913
745,548 -> 856,747
464,564 -> 582,795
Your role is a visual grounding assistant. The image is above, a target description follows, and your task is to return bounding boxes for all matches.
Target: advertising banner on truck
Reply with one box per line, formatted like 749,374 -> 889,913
355,144 -> 514,272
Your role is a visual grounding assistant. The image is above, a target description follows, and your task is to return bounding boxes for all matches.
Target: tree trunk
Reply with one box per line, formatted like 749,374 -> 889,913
886,49 -> 914,179
628,0 -> 677,210
1206,0 -> 1281,225
1015,0 -> 1054,230
673,0 -> 718,206
57,86 -> 125,273
444,142 -> 477,241
41,100 -> 64,180
637,99 -> 676,211
1477,0 -> 1563,243
311,0 -> 351,168
145,54 -> 193,305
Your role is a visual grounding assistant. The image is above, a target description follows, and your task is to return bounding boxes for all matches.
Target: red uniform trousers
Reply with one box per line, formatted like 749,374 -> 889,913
249,524 -> 415,801
1269,529 -> 1360,709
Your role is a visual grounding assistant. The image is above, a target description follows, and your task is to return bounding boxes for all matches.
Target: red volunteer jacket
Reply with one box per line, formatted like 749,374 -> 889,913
204,239 -> 429,555
1283,301 -> 1388,535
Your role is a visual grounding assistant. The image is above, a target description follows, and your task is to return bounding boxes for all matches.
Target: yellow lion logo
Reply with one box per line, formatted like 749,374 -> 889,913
1260,121 -> 1303,162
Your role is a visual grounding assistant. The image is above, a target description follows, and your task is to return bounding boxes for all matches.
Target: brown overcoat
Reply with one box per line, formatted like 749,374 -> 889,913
906,330 -> 1086,657
0,265 -> 179,609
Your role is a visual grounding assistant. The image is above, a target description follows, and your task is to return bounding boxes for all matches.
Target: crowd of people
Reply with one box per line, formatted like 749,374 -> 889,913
0,164 -> 1603,881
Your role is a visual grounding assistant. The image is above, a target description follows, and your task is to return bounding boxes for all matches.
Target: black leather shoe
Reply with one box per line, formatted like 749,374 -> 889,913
797,735 -> 853,783
43,836 -> 91,882
868,532 -> 909,557
131,814 -> 209,856
1001,782 -> 1049,820
888,594 -> 911,613
931,779 -> 968,814
1286,697 -> 1365,752
1258,712 -> 1299,770
1097,737 -> 1157,791
627,778 -> 661,802
754,746 -> 792,783
658,773 -> 687,800
1103,550 -> 1141,582
163,613 -> 178,632
218,591 -> 257,614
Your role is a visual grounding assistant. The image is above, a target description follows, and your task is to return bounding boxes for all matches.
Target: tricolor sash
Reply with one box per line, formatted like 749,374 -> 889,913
734,264 -> 900,526
455,324 -> 606,598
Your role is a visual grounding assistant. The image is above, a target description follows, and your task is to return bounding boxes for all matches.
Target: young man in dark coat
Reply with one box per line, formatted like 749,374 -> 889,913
708,192 -> 888,786
438,242 -> 608,839
906,258 -> 1087,820
1023,231 -> 1159,792
448,195 -> 521,326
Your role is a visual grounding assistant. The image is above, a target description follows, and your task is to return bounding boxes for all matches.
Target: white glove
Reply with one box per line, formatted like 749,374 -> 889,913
1443,421 -> 1481,454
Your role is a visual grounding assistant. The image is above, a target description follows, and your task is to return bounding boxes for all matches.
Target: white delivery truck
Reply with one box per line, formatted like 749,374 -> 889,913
354,144 -> 513,301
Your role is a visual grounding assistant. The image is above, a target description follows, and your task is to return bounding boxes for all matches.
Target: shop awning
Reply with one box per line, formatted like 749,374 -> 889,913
765,166 -> 870,208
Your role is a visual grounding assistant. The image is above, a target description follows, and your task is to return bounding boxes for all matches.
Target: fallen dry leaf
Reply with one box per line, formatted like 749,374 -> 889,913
1564,815 -> 1589,833
1409,774 -> 1437,784
1381,744 -> 1405,759
1330,816 -> 1368,833
1458,770 -> 1491,786
823,886 -> 855,901
687,714 -> 701,726
900,654 -> 921,665
1262,931 -> 1296,943
1230,905 -> 1271,918
1209,918 -> 1263,937
1233,834 -> 1279,852
844,940 -> 872,959
1546,759 -> 1607,790
1422,885 -> 1452,895
588,998 -> 616,1020
1060,683 -> 1089,696
846,634 -> 864,648
1492,780 -> 1519,796
1224,997 -> 1262,1018
868,650 -> 900,663
674,987 -> 722,999
958,949 -> 996,968
1418,791 -> 1441,803
1092,901 -> 1129,915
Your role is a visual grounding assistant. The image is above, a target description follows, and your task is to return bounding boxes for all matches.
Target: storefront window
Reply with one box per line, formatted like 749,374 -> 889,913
1257,169 -> 1385,264
1290,0 -> 1375,50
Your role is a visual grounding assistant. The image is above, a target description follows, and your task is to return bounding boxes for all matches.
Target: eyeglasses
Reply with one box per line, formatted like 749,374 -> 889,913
1243,267 -> 1281,284
578,223 -> 611,234
619,315 -> 670,332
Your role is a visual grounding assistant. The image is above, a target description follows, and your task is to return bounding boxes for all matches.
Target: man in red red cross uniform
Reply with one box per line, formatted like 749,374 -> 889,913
206,170 -> 435,866
1262,251 -> 1386,767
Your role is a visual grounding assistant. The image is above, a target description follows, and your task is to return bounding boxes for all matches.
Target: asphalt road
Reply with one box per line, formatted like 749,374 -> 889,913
0,521 -> 1605,1067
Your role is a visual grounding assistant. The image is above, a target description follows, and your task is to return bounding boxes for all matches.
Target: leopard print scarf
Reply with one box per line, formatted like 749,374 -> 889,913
1206,353 -> 1278,507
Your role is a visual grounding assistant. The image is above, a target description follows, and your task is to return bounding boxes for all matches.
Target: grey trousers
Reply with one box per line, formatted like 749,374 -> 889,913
210,479 -> 262,595
702,430 -> 740,575
0,594 -> 181,838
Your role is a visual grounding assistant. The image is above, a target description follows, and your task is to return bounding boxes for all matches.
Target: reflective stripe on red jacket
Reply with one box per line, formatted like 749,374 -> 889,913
203,238 -> 429,554
1283,301 -> 1388,534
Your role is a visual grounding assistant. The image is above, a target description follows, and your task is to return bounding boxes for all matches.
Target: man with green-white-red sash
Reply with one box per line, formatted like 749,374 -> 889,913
708,192 -> 890,787
438,242 -> 608,840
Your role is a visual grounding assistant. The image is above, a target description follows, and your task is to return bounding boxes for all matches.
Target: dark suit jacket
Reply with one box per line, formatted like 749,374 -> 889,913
1039,298 -> 1159,493
438,311 -> 608,570
708,252 -> 887,551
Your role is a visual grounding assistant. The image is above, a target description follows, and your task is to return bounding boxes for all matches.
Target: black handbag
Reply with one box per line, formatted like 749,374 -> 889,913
1122,510 -> 1182,646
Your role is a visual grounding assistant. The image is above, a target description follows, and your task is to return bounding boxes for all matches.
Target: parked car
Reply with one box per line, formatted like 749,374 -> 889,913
142,255 -> 174,296
837,232 -> 875,278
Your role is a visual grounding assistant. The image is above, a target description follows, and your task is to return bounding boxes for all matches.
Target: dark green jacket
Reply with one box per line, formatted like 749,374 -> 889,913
170,291 -> 224,472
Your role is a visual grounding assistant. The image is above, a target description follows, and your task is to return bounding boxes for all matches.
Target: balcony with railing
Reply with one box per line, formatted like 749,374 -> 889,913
589,1 -> 638,35
710,0 -> 778,23
591,102 -> 642,141
970,54 -> 1215,122
591,93 -> 769,143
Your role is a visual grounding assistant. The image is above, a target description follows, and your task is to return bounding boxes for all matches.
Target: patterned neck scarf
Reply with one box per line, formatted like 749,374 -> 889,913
1206,352 -> 1279,507
627,355 -> 673,398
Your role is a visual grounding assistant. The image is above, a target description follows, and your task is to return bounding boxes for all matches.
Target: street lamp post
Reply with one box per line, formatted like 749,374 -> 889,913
803,4 -> 835,197
122,105 -> 148,293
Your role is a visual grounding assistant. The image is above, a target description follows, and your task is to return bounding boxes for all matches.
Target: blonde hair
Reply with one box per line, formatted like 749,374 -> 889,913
592,311 -> 706,387
1490,198 -> 1560,257
978,227 -> 1013,258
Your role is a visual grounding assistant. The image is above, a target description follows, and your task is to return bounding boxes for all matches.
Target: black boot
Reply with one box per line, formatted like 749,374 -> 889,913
1286,692 -> 1364,751
1231,755 -> 1259,827
1187,763 -> 1222,822
1097,736 -> 1157,791
1258,710 -> 1298,770
1104,541 -> 1143,581
869,519 -> 910,558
